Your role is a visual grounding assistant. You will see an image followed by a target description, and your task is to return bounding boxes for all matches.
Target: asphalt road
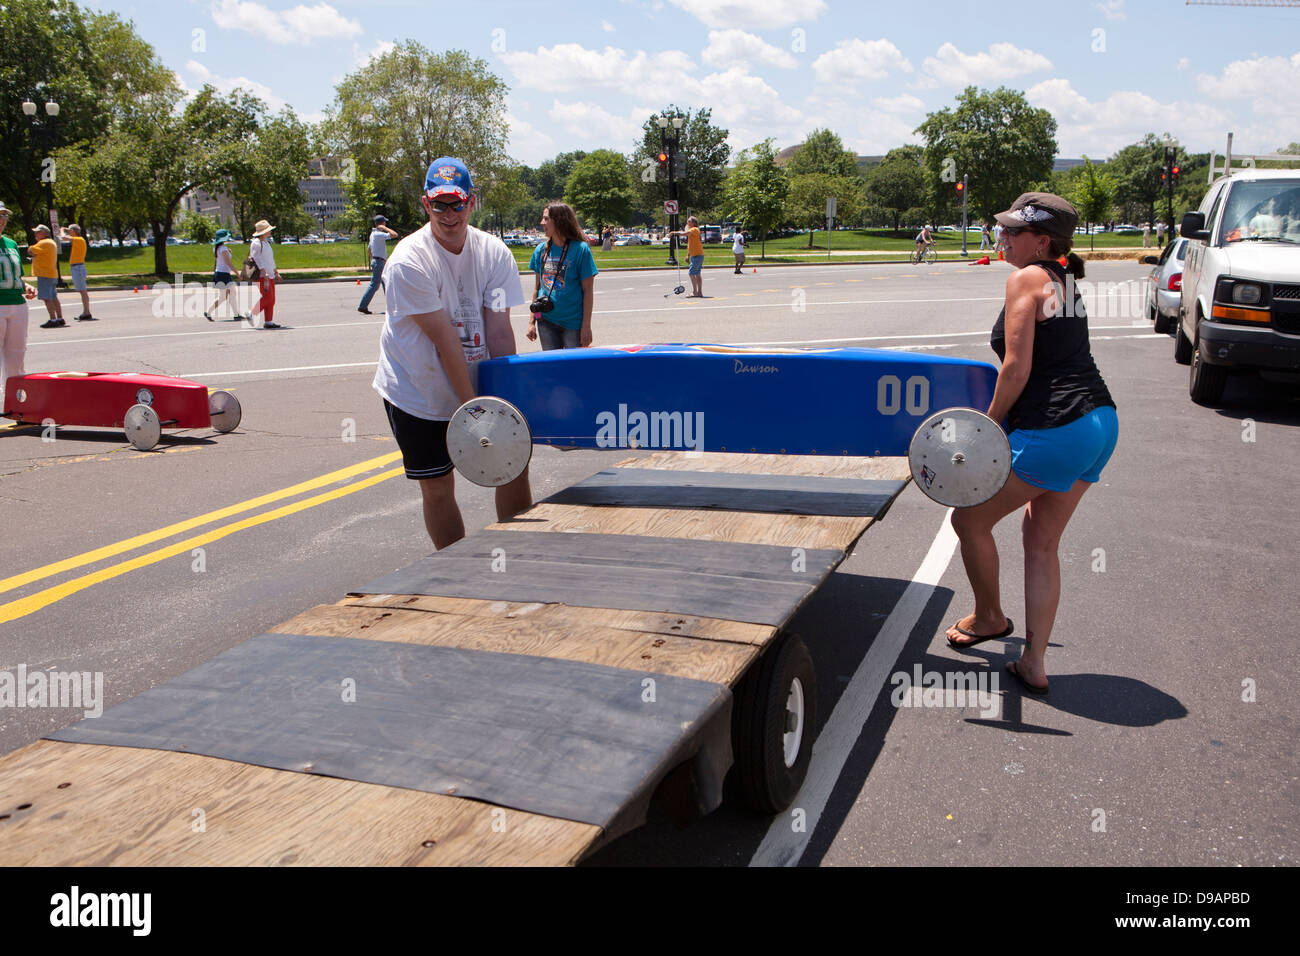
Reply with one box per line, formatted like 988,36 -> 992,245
2,258 -> 1296,867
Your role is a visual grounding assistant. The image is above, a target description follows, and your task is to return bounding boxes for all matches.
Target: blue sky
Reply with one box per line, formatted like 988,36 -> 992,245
90,0 -> 1300,166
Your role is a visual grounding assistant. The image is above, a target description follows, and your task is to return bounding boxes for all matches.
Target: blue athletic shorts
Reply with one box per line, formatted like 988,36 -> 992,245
688,255 -> 704,275
1008,405 -> 1118,493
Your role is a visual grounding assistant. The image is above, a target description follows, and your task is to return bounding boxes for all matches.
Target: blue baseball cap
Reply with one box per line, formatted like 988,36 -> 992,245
425,158 -> 473,200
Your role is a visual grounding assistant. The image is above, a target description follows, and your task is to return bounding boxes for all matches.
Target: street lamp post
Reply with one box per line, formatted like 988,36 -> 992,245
316,199 -> 328,235
22,97 -> 65,286
655,114 -> 684,266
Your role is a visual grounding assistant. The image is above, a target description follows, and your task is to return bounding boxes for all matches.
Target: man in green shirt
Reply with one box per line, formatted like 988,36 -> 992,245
1,203 -> 40,405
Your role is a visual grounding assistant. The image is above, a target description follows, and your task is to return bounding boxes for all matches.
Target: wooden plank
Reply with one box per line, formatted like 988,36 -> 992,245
490,454 -> 911,550
272,604 -> 759,684
341,593 -> 773,645
0,741 -> 599,867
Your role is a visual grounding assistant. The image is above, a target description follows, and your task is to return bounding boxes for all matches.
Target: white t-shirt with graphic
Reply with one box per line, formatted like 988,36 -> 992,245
372,225 -> 525,420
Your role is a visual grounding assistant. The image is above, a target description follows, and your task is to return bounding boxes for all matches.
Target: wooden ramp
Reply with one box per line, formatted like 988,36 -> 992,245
0,452 -> 910,866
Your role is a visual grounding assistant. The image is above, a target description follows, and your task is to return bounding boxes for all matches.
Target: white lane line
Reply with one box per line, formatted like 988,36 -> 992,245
27,318 -> 382,347
626,326 -> 1160,348
597,296 -> 1006,315
750,515 -> 959,867
181,361 -> 379,378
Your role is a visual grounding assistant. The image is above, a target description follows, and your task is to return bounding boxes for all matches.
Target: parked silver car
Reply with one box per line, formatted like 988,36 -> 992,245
1143,238 -> 1188,334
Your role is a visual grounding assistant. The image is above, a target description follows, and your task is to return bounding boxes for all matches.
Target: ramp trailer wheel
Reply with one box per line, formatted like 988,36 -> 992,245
731,632 -> 817,814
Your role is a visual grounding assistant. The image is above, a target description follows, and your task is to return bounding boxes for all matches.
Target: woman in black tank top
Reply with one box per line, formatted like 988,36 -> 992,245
945,193 -> 1118,695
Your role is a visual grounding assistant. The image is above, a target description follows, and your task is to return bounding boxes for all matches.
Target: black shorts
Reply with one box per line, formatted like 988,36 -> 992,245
382,399 -> 454,480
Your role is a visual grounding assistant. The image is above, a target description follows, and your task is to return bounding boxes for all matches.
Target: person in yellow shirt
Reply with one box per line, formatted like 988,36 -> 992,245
60,224 -> 94,321
28,224 -> 63,328
669,215 -> 706,297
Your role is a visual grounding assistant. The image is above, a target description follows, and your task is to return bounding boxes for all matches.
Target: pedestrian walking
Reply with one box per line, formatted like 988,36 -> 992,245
945,192 -> 1117,696
1142,222 -> 1151,248
526,202 -> 597,350
247,219 -> 281,329
1,203 -> 38,406
358,215 -> 398,314
601,227 -> 613,252
61,225 -> 94,321
993,222 -> 1004,257
732,230 -> 746,273
980,221 -> 992,251
29,224 -> 63,328
204,229 -> 244,322
372,156 -> 531,549
1156,220 -> 1166,246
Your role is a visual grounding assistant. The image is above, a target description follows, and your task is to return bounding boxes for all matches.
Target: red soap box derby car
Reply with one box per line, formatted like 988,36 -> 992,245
3,372 -> 241,451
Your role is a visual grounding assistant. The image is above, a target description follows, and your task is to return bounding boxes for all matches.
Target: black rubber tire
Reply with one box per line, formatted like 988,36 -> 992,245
1153,307 -> 1173,335
1174,322 -> 1193,365
731,633 -> 817,814
1189,342 -> 1229,406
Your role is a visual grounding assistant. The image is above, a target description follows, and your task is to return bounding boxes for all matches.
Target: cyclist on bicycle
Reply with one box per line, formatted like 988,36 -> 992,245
914,224 -> 934,262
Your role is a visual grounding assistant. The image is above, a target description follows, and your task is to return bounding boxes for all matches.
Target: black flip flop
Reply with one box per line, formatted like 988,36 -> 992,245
1005,660 -> 1049,695
946,617 -> 1014,649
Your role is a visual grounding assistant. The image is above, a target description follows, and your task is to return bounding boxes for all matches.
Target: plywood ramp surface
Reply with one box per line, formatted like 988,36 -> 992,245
492,453 -> 910,550
0,741 -> 598,866
274,603 -> 759,684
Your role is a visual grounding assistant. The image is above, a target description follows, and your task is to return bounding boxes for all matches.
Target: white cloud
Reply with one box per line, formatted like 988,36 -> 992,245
873,94 -> 927,114
1177,58 -> 1189,72
601,19 -> 616,32
702,29 -> 797,70
209,0 -> 362,46
811,38 -> 913,84
185,60 -> 287,111
352,39 -> 396,68
1195,53 -> 1300,115
920,42 -> 1053,88
505,99 -> 557,167
500,43 -> 695,99
1025,78 -> 1238,158
1093,0 -> 1126,21
546,100 -> 650,147
668,0 -> 825,29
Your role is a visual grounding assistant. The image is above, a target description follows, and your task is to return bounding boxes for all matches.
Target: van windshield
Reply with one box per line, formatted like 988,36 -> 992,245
1219,179 -> 1300,244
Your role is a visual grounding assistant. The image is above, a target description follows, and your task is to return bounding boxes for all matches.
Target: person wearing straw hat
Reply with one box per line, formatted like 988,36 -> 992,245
204,229 -> 245,322
1,202 -> 39,406
247,219 -> 281,329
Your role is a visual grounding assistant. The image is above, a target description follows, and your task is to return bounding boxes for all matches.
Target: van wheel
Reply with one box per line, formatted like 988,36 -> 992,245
1189,342 -> 1228,405
1174,323 -> 1193,365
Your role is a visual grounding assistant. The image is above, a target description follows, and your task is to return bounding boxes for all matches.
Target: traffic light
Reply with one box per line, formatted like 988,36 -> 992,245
672,153 -> 686,179
1172,165 -> 1181,181
657,151 -> 668,175
955,181 -> 965,197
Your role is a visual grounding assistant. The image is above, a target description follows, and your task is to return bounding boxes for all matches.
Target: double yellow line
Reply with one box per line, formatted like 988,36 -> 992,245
0,452 -> 404,625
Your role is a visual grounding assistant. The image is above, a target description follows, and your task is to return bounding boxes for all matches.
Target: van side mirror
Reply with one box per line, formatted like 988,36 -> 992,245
1181,212 -> 1210,241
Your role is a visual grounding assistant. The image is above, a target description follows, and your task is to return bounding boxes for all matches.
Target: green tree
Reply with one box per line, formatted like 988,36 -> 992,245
633,106 -> 731,222
785,173 -> 863,248
223,108 -> 313,242
526,151 -> 588,201
1108,133 -> 1184,228
476,164 -> 532,235
915,86 -> 1058,224
564,150 -> 636,234
1069,157 -> 1117,250
2,0 -> 172,233
322,42 -> 509,225
865,146 -> 930,233
787,128 -> 860,179
721,140 -> 788,257
180,212 -> 218,245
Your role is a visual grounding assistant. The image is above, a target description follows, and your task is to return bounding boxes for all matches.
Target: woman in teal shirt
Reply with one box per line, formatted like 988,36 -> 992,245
527,203 -> 598,350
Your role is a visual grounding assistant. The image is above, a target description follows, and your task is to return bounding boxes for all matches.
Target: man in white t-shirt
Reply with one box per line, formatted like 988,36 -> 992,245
373,157 -> 530,548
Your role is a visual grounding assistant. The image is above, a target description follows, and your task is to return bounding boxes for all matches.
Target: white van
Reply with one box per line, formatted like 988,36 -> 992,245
1176,168 -> 1300,404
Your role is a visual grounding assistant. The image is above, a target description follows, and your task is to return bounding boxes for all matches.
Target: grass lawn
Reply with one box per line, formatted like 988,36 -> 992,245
60,229 -> 1156,286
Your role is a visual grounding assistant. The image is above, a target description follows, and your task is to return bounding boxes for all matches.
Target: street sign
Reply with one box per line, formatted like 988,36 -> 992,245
664,200 -> 679,215
826,196 -> 837,219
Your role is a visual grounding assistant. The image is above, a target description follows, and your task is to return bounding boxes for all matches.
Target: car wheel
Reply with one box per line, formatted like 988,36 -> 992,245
1153,309 -> 1173,335
1189,341 -> 1228,406
1174,321 -> 1193,365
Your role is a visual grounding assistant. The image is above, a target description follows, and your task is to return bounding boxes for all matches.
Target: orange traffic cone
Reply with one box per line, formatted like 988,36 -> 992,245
998,249 -> 1004,261
1059,255 -> 1068,266
752,268 -> 757,273
356,278 -> 360,285
133,286 -> 138,293
971,255 -> 990,265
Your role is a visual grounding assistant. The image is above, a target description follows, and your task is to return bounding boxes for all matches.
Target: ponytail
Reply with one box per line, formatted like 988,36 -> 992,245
1046,235 -> 1086,280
